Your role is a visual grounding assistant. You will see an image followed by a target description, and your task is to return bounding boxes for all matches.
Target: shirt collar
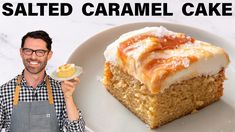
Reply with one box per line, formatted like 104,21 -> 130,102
20,70 -> 48,88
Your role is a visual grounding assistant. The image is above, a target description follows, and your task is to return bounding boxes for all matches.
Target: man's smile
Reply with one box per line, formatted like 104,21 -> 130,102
29,61 -> 39,65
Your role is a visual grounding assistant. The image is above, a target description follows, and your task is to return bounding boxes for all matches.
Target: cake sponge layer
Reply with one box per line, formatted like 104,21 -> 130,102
103,62 -> 225,128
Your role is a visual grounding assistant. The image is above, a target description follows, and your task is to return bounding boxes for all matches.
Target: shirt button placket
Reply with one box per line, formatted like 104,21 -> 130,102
32,89 -> 37,101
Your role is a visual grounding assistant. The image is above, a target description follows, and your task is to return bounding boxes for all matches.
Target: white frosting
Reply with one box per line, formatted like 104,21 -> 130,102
104,26 -> 176,63
57,64 -> 75,72
160,41 -> 229,92
104,27 -> 230,92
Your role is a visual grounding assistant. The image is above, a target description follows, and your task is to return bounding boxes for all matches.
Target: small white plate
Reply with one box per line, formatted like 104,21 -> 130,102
51,66 -> 83,81
67,22 -> 235,132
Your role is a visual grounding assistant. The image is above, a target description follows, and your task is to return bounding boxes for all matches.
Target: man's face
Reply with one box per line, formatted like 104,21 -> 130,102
20,37 -> 53,74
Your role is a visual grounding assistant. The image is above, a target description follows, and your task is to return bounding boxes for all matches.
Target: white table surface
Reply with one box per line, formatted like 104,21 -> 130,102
0,0 -> 234,131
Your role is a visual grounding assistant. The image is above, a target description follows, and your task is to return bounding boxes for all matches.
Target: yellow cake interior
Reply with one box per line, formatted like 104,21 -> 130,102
57,64 -> 76,78
103,62 -> 225,128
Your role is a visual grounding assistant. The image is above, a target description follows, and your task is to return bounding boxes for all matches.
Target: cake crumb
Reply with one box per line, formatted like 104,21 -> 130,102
191,109 -> 198,114
196,101 -> 204,106
96,76 -> 103,82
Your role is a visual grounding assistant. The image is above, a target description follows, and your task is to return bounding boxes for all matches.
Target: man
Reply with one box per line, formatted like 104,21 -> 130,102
0,30 -> 85,132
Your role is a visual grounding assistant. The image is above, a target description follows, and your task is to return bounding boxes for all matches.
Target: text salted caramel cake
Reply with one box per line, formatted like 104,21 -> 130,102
102,26 -> 230,128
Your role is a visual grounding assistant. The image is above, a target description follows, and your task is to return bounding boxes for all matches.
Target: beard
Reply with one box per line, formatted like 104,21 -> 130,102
22,58 -> 47,74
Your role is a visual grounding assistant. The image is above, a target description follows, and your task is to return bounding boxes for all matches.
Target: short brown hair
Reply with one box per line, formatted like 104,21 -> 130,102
21,30 -> 52,51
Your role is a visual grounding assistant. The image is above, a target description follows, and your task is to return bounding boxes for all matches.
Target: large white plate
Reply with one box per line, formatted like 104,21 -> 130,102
67,22 -> 235,132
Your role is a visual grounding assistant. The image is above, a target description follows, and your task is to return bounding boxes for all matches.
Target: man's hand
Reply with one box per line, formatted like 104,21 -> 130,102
61,77 -> 80,121
61,77 -> 80,99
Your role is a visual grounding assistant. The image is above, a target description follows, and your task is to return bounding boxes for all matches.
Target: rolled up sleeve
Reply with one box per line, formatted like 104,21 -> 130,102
0,96 -> 4,130
63,110 -> 85,132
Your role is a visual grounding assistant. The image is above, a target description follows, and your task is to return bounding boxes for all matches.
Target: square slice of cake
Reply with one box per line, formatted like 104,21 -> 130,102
102,26 -> 230,128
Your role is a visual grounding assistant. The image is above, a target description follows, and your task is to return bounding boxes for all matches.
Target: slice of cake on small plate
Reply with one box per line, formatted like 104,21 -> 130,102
51,64 -> 83,81
57,64 -> 77,78
102,26 -> 230,128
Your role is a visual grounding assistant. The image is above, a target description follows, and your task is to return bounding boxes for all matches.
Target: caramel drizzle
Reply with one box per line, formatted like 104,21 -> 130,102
117,33 -> 198,93
117,33 -> 195,65
144,56 -> 198,80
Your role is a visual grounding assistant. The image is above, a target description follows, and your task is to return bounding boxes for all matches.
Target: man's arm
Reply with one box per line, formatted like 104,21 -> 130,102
0,95 -> 4,130
61,77 -> 85,132
62,78 -> 80,121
